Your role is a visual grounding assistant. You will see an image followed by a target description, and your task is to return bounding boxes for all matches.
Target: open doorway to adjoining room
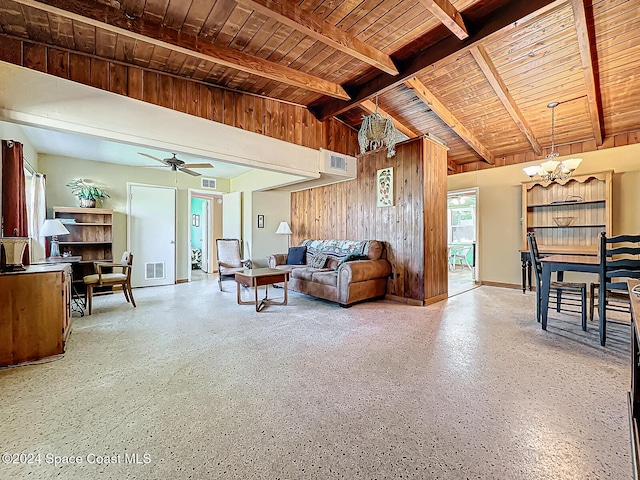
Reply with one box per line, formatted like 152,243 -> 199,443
188,190 -> 223,282
448,188 -> 479,297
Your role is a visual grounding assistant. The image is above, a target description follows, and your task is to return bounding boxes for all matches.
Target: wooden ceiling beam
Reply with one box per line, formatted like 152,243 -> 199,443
360,100 -> 420,138
238,0 -> 398,75
417,0 -> 468,40
570,0 -> 603,146
12,0 -> 350,100
405,77 -> 495,164
470,45 -> 542,155
312,0 -> 564,121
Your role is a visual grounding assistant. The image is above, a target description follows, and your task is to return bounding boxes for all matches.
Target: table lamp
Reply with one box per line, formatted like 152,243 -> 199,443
40,219 -> 70,257
275,221 -> 292,249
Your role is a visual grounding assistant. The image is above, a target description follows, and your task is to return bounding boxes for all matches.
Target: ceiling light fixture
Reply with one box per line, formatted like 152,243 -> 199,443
523,101 -> 582,182
358,96 -> 398,158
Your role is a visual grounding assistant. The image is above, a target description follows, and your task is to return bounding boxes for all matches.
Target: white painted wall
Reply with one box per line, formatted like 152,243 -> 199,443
251,191 -> 291,267
39,154 -> 229,281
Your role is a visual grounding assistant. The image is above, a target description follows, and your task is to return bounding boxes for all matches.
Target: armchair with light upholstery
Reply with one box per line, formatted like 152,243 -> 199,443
83,251 -> 135,315
216,238 -> 252,291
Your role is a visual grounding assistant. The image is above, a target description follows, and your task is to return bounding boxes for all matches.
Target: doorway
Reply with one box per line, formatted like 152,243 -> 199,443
188,191 -> 223,282
447,188 -> 478,296
128,183 -> 177,288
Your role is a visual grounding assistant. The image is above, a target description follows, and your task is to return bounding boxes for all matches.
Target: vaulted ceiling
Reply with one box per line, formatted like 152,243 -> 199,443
1,0 -> 638,171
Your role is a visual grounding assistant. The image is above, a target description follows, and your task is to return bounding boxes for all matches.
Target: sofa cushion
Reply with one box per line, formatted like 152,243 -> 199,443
287,246 -> 307,265
291,267 -> 331,281
311,270 -> 338,287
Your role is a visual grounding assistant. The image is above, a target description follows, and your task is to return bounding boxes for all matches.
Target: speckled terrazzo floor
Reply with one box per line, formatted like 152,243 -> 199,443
0,276 -> 631,479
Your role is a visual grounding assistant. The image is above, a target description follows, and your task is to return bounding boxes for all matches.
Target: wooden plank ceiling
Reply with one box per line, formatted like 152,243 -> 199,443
0,0 -> 638,169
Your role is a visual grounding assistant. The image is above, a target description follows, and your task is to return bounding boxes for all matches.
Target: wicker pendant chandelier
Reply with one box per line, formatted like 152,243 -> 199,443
358,97 -> 398,158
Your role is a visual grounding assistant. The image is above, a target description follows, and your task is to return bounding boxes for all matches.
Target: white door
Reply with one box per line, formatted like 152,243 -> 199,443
222,192 -> 242,240
128,183 -> 176,287
200,200 -> 210,273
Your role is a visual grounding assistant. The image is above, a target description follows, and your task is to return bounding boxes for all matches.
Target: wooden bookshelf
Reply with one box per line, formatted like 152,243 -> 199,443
53,207 -> 113,292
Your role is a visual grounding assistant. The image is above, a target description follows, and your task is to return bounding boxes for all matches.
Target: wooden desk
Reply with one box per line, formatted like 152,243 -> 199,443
0,264 -> 72,366
235,268 -> 289,312
539,255 -> 599,331
629,280 -> 640,479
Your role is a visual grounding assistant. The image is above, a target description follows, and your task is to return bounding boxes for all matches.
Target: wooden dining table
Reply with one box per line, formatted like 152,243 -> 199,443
539,254 -> 600,331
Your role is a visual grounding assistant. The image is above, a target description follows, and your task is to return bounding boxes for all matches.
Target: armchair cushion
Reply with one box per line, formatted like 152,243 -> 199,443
286,246 -> 307,265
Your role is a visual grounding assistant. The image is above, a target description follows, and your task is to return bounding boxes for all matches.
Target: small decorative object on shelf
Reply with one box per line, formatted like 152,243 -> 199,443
66,179 -> 110,208
552,216 -> 574,227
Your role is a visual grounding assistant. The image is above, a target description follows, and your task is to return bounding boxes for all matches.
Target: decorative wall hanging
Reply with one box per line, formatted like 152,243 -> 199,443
358,97 -> 398,158
377,167 -> 394,207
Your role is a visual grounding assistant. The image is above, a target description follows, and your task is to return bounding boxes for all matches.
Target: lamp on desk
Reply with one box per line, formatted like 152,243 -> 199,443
275,221 -> 292,249
40,219 -> 70,258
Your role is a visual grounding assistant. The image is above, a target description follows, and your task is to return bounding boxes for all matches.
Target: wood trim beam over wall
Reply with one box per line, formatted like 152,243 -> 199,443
470,45 -> 542,155
238,0 -> 398,75
417,0 -> 469,40
570,0 -> 603,146
0,35 -> 360,156
11,0 -> 351,100
312,0 -> 564,121
405,77 -> 495,164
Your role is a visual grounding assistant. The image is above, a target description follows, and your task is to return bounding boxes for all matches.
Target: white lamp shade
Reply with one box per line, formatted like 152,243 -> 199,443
522,166 -> 539,177
275,221 -> 292,235
561,158 -> 583,172
40,219 -> 70,237
540,160 -> 560,173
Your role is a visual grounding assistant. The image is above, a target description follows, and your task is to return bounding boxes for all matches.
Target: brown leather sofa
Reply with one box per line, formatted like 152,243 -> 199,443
267,239 -> 391,307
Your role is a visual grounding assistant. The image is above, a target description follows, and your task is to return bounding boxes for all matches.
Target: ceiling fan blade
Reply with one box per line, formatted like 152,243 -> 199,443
183,163 -> 214,169
179,167 -> 201,176
138,152 -> 168,165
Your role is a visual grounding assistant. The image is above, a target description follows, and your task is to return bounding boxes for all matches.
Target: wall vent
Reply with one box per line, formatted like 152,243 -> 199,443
145,262 -> 165,280
329,154 -> 347,171
201,177 -> 217,189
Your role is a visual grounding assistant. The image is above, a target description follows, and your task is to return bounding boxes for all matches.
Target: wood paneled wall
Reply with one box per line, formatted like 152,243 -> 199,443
0,35 -> 359,156
291,137 -> 448,304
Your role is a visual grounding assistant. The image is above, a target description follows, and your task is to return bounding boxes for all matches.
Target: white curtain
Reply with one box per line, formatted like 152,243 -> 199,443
27,174 -> 46,260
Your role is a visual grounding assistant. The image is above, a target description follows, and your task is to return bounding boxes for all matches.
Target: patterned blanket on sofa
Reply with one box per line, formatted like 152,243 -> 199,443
301,239 -> 371,263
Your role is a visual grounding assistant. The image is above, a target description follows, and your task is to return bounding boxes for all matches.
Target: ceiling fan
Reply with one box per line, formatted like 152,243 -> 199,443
138,152 -> 214,176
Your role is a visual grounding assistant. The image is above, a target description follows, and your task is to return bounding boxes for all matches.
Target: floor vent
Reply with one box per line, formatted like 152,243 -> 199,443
201,178 -> 217,189
145,262 -> 165,280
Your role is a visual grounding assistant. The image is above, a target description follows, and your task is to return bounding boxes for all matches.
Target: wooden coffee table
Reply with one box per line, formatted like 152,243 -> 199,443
235,268 -> 289,312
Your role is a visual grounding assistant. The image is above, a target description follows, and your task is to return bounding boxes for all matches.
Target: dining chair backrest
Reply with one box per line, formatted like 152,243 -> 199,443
599,232 -> 640,292
527,232 -> 542,284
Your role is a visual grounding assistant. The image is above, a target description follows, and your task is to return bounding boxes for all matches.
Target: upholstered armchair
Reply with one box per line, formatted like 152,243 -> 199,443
215,239 -> 252,291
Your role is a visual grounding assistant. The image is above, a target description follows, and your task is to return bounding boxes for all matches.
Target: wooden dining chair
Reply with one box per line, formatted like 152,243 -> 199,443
83,252 -> 136,315
590,232 -> 640,346
527,233 -> 588,329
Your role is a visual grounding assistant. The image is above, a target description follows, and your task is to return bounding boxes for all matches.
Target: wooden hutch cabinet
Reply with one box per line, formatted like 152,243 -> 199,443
0,264 -> 72,366
519,170 -> 612,290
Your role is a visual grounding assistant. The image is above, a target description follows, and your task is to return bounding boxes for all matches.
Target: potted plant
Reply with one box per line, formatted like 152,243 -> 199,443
66,179 -> 110,208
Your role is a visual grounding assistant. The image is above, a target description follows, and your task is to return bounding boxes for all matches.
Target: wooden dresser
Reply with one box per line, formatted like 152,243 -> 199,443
0,263 -> 72,366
